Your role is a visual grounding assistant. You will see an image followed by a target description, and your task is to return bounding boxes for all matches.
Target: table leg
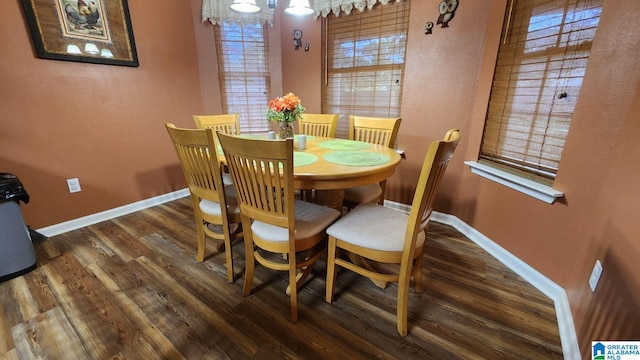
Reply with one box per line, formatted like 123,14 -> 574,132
313,189 -> 345,213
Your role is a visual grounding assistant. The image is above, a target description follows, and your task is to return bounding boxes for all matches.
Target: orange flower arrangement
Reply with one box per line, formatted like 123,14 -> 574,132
266,92 -> 306,124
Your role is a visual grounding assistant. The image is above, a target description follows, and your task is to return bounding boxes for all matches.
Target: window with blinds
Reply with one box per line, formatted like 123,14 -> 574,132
481,0 -> 602,180
214,22 -> 271,134
322,1 -> 409,139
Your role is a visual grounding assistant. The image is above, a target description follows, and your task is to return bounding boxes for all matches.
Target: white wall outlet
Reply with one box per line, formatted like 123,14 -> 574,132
67,178 -> 82,193
589,260 -> 603,292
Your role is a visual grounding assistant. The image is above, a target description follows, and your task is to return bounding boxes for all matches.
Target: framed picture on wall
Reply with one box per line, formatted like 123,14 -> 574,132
20,0 -> 139,67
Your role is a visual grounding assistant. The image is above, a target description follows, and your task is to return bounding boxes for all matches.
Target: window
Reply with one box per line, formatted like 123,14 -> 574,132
322,1 -> 410,138
214,22 -> 271,134
481,0 -> 602,181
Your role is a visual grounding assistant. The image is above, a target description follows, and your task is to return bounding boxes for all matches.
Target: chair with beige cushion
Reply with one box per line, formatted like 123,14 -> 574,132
218,132 -> 341,322
343,115 -> 402,209
298,113 -> 338,138
325,129 -> 460,336
165,123 -> 243,283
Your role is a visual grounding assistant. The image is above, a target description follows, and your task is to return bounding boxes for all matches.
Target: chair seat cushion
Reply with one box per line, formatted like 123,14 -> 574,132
343,184 -> 382,204
326,203 -> 425,252
221,172 -> 233,186
251,199 -> 341,242
199,185 -> 240,216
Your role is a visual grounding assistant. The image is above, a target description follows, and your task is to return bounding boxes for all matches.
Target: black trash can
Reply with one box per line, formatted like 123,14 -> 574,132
0,173 -> 36,282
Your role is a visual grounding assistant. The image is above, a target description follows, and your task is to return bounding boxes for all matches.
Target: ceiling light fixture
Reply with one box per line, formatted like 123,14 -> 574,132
284,0 -> 314,16
229,0 -> 261,14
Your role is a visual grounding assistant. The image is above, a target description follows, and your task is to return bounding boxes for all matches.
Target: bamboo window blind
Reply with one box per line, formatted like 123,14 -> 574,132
215,22 -> 271,134
322,1 -> 410,139
481,0 -> 602,179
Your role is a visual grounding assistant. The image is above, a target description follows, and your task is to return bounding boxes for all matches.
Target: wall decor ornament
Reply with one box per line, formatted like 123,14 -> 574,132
293,29 -> 303,50
424,21 -> 434,34
21,0 -> 139,67
437,0 -> 458,28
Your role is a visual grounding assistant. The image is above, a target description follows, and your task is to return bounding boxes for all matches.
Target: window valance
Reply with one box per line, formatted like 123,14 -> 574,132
202,0 -> 274,25
202,0 -> 403,25
313,0 -> 402,18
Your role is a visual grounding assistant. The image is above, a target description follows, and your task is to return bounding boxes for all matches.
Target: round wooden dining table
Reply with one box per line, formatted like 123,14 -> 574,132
290,135 -> 402,210
219,134 -> 402,211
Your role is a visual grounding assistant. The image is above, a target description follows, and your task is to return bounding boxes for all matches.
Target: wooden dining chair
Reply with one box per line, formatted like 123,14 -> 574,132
343,115 -> 402,209
193,114 -> 240,135
298,113 -> 338,138
165,123 -> 243,283
193,114 -> 240,186
325,129 -> 460,336
217,132 -> 341,322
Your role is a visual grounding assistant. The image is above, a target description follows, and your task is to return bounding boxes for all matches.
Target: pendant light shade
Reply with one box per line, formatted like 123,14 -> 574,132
229,0 -> 261,14
284,0 -> 314,16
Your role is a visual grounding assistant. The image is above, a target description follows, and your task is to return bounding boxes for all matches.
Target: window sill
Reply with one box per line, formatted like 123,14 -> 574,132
464,161 -> 564,204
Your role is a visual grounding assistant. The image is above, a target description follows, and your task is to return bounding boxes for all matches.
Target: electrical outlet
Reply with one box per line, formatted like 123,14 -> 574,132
67,178 -> 81,193
589,260 -> 603,292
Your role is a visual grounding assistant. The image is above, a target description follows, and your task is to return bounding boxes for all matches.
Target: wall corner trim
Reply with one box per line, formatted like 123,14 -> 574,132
383,200 -> 579,359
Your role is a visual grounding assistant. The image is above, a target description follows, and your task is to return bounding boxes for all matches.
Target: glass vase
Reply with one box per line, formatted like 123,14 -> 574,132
278,122 -> 295,139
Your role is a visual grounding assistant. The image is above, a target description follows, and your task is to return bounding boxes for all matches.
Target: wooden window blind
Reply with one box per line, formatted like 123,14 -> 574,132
322,1 -> 410,139
214,23 -> 271,134
481,0 -> 602,179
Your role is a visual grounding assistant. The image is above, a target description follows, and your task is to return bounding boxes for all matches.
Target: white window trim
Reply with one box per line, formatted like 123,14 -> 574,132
465,161 -> 564,204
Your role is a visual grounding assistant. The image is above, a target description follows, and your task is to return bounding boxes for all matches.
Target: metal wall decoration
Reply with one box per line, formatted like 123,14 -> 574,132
425,0 -> 459,35
424,21 -> 434,34
293,29 -> 303,50
21,0 -> 138,67
437,0 -> 458,28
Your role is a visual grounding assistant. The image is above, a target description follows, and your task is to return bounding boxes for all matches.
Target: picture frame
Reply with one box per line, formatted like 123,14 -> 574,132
21,0 -> 138,67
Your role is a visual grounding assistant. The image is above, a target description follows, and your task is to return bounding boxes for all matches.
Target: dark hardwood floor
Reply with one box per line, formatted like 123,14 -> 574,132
0,197 -> 563,359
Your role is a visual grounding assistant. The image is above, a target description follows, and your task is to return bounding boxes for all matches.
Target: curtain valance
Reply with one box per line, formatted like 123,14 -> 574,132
202,0 -> 274,25
202,0 -> 403,25
312,0 -> 402,18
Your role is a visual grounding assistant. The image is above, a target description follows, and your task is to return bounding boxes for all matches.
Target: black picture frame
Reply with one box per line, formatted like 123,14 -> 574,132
21,0 -> 139,67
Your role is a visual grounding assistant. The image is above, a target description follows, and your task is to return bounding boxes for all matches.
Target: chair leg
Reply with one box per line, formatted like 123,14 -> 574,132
289,256 -> 299,323
413,250 -> 424,293
196,222 -> 206,262
325,236 -> 338,303
224,230 -> 234,284
243,238 -> 255,296
396,272 -> 411,337
285,245 -> 323,296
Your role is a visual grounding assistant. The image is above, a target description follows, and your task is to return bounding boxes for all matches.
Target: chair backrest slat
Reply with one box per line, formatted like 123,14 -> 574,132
349,116 -> 401,148
218,133 -> 295,229
298,113 -> 338,137
193,114 -> 241,135
165,124 -> 225,204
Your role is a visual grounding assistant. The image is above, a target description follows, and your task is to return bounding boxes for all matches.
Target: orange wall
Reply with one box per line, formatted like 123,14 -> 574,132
1,0 -> 206,226
2,0 -> 638,355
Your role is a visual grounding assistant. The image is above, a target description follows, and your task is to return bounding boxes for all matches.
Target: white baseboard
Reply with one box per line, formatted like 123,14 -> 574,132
37,194 -> 579,359
383,200 -> 580,360
36,189 -> 190,237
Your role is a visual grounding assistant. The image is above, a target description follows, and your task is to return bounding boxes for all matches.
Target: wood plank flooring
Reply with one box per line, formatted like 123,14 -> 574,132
0,198 -> 563,359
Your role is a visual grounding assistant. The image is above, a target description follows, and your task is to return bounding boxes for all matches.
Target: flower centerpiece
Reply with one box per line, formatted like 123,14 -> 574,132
266,92 -> 305,139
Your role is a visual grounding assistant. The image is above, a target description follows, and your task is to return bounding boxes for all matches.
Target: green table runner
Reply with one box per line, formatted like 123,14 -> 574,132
317,139 -> 371,151
322,151 -> 390,167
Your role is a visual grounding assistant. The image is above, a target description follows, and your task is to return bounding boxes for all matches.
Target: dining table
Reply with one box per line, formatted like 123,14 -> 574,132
224,134 -> 403,211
